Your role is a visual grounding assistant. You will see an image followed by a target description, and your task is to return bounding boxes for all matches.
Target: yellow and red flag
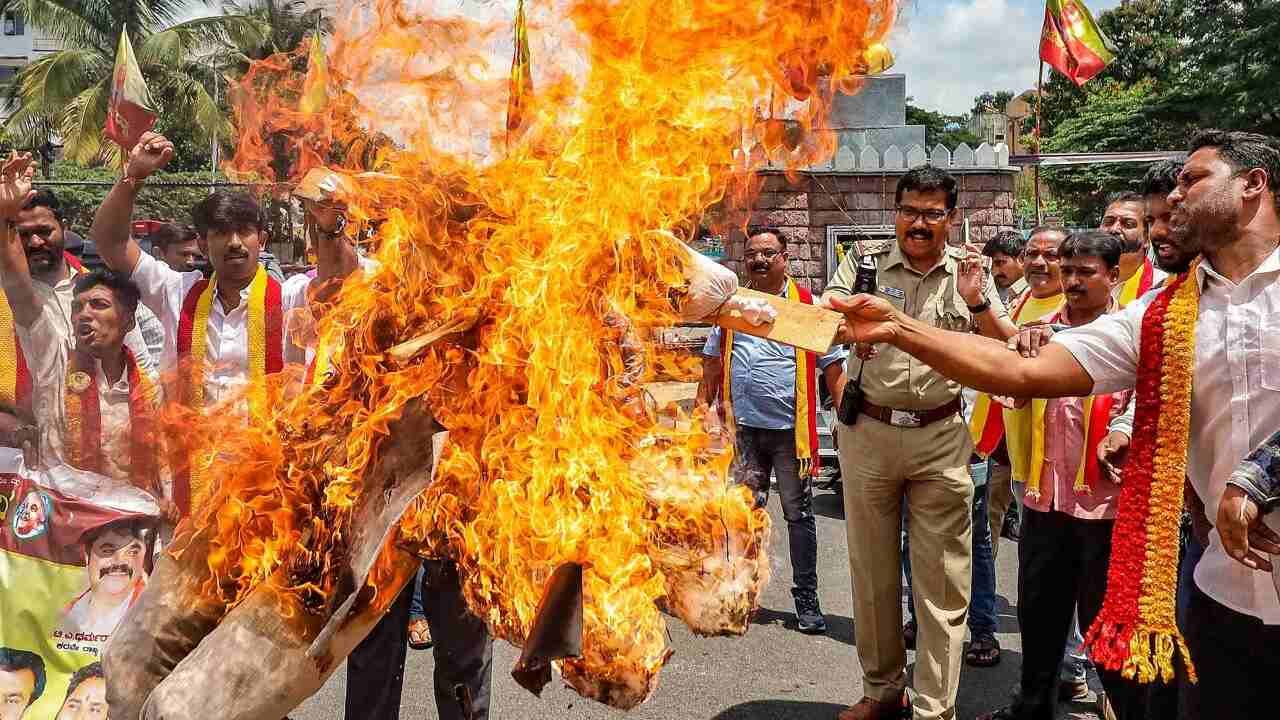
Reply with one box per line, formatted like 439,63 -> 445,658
1039,0 -> 1114,86
105,28 -> 157,150
299,33 -> 328,115
506,0 -> 533,136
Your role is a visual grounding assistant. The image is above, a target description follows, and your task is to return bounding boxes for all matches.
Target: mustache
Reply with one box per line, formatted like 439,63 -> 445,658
99,563 -> 134,579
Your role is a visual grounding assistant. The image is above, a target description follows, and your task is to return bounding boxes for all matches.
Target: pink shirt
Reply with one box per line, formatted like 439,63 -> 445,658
1021,393 -> 1128,520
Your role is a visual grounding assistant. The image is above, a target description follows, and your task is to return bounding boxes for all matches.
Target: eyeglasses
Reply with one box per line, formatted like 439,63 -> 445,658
744,249 -> 783,260
1022,249 -> 1061,262
895,206 -> 949,225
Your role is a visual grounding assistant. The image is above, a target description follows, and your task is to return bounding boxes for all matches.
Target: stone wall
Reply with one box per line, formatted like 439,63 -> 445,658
719,168 -> 1019,292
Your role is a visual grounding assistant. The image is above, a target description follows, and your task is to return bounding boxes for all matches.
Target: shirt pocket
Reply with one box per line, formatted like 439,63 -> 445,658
1261,311 -> 1280,390
928,290 -> 972,333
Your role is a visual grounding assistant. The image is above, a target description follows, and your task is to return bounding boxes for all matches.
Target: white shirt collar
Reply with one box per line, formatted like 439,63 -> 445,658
1198,245 -> 1280,288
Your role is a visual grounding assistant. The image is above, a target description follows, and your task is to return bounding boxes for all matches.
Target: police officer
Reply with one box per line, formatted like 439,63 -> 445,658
824,165 -> 1016,720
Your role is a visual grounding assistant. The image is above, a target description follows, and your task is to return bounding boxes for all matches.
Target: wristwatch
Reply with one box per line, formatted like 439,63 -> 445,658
966,299 -> 991,314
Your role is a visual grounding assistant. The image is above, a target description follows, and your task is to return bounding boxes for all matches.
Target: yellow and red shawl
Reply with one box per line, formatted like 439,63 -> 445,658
1014,307 -> 1120,500
1084,268 -> 1199,684
174,267 -> 283,515
1116,257 -> 1157,308
63,347 -> 161,495
0,252 -> 85,413
720,278 -> 820,478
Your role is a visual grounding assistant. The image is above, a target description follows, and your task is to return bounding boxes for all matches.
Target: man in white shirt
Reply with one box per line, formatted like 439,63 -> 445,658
828,129 -> 1280,720
89,134 -> 358,517
89,132 -> 359,407
5,188 -> 161,379
0,153 -> 163,494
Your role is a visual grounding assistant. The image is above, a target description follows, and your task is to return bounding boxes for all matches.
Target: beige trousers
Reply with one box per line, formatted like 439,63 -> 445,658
838,413 -> 974,720
985,460 -> 1013,561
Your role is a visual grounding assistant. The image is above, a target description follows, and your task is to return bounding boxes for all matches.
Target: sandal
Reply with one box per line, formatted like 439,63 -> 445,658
965,634 -> 1001,667
408,618 -> 433,650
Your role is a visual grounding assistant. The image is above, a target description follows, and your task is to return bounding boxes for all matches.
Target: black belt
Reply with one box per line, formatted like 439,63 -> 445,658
861,398 -> 962,428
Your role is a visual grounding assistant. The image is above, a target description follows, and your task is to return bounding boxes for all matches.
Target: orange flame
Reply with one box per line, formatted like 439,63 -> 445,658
178,0 -> 896,708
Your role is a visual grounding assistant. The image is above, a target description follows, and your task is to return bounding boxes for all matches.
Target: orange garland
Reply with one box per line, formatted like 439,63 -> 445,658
1084,267 -> 1199,683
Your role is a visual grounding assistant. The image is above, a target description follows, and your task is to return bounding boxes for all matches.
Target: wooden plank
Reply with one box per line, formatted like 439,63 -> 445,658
713,288 -> 842,354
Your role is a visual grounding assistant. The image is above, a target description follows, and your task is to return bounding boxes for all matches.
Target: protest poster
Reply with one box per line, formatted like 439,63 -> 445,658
0,449 -> 159,720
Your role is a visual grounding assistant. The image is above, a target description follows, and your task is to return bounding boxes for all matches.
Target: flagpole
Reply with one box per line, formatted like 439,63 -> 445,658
1034,60 -> 1044,225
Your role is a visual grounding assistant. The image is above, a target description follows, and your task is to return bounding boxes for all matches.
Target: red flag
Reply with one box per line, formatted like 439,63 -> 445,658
105,29 -> 157,150
1039,0 -> 1115,86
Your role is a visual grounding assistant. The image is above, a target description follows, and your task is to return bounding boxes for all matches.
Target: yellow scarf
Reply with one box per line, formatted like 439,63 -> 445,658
176,266 -> 282,514
969,290 -> 1062,456
720,278 -> 820,478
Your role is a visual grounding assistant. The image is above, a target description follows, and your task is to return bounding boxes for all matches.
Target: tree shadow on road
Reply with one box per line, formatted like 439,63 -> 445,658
711,699 -> 848,719
752,606 -> 855,646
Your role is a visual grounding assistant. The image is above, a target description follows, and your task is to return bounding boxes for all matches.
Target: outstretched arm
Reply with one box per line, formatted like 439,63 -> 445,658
0,153 -> 40,327
90,132 -> 175,274
827,293 -> 1094,398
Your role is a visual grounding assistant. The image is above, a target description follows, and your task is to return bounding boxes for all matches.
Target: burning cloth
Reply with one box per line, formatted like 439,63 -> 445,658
104,0 -> 896,716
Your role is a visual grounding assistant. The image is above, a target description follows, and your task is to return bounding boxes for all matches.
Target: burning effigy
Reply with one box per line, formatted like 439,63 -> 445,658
103,0 -> 895,717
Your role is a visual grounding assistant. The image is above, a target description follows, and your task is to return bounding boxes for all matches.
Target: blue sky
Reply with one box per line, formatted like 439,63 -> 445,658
891,0 -> 1121,114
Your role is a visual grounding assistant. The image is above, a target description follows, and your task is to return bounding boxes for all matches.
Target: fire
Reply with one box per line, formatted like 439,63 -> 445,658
175,0 -> 897,708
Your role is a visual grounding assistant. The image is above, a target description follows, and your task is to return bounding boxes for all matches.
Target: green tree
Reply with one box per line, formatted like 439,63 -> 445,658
4,0 -> 267,165
41,159 -> 235,230
1041,79 -> 1187,225
1156,0 -> 1280,135
906,102 -> 983,149
972,90 -> 1015,115
215,0 -> 332,76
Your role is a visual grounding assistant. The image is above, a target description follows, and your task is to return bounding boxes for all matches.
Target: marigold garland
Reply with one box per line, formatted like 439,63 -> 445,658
1084,268 -> 1199,684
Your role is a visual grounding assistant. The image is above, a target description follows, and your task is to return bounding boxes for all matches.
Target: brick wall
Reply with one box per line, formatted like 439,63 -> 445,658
719,169 -> 1020,292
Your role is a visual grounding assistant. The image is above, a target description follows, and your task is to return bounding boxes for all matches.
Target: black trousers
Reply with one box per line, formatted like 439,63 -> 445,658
1180,580 -> 1280,720
1013,508 -> 1144,719
735,425 -> 818,594
344,559 -> 494,720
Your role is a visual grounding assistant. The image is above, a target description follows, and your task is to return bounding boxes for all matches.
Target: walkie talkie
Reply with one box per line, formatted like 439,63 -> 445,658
836,254 -> 877,426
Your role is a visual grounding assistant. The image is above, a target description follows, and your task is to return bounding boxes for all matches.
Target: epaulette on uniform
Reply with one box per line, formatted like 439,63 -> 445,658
858,238 -> 894,257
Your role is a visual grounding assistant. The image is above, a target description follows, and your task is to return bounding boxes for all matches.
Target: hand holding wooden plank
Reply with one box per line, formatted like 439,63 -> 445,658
714,287 -> 842,354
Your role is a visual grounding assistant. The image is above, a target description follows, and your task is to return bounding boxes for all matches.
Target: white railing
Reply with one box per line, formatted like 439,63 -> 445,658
824,141 -> 1011,172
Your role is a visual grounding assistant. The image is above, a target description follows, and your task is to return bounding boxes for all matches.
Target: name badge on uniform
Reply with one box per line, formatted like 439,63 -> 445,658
880,286 -> 906,300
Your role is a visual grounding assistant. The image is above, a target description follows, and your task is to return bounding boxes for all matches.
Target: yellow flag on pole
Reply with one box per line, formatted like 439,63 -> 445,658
300,34 -> 329,114
105,28 -> 156,150
505,0 -> 533,137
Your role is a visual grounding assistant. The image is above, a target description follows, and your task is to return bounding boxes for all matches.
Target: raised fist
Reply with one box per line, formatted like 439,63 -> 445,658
125,131 -> 176,181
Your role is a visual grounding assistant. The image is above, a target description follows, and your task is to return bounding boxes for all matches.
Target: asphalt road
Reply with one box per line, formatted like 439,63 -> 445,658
293,484 -> 1104,720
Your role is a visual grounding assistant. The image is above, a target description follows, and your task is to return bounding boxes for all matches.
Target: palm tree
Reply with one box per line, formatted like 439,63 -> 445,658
217,0 -> 331,76
5,0 -> 268,165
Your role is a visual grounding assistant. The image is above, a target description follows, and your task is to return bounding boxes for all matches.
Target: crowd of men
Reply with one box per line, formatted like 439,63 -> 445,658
708,129 -> 1280,720
3,125 -> 1280,720
0,134 -> 492,720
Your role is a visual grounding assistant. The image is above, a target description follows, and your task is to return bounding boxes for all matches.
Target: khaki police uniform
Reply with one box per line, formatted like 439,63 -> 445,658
823,239 -> 1007,720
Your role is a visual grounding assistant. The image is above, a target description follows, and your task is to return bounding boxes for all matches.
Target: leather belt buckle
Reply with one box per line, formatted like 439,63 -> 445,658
890,409 -> 922,428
